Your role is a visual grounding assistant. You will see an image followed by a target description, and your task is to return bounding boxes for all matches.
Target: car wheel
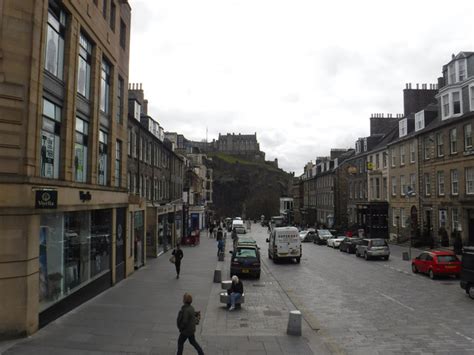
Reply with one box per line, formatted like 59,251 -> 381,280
429,269 -> 435,279
384,255 -> 389,261
411,264 -> 418,273
468,285 -> 474,300
364,253 -> 369,261
256,272 -> 261,279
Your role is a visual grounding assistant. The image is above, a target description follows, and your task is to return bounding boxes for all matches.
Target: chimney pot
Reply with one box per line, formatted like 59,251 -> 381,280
416,83 -> 419,89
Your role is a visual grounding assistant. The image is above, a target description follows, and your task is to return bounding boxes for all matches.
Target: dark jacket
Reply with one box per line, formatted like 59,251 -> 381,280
228,280 -> 243,294
172,249 -> 183,263
177,304 -> 196,336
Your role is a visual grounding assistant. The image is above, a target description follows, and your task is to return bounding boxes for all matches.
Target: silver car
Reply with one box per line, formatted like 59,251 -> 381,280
355,239 -> 390,260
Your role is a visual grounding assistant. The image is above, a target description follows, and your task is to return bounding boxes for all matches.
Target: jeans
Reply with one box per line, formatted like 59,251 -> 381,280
230,292 -> 241,307
177,333 -> 204,355
175,261 -> 181,276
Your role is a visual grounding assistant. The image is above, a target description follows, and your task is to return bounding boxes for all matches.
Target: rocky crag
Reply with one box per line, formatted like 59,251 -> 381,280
208,153 -> 292,220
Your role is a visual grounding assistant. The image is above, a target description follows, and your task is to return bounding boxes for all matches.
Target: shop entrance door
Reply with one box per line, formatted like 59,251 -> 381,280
115,208 -> 126,283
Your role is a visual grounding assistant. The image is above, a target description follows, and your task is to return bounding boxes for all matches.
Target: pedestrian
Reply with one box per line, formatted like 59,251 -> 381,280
227,275 -> 244,311
217,238 -> 225,256
231,228 -> 238,250
176,292 -> 204,355
216,227 -> 223,241
172,244 -> 184,279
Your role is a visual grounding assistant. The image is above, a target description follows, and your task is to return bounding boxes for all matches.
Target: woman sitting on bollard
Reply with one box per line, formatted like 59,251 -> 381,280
227,275 -> 243,311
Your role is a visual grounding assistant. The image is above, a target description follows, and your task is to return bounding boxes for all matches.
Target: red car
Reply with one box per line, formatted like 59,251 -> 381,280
411,251 -> 461,279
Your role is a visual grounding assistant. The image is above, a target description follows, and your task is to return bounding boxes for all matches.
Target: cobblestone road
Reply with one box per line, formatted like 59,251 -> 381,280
251,225 -> 474,355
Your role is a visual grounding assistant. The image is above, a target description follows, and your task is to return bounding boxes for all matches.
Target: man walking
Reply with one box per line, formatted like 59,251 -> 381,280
172,244 -> 184,279
177,293 -> 204,355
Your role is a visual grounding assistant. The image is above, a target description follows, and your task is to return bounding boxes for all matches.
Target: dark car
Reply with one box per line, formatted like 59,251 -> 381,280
339,237 -> 363,254
229,245 -> 261,279
460,246 -> 474,299
299,229 -> 316,242
313,229 -> 333,245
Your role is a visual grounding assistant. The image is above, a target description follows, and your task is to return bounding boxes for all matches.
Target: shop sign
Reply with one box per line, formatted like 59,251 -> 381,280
35,190 -> 57,209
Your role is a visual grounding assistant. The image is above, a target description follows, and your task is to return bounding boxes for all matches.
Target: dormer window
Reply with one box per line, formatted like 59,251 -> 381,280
399,118 -> 407,137
447,58 -> 467,85
363,138 -> 367,152
415,110 -> 425,131
470,84 -> 474,112
355,141 -> 361,154
441,90 -> 462,120
459,60 -> 466,81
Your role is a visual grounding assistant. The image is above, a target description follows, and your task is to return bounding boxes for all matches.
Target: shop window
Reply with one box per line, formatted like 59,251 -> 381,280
39,210 -> 111,311
77,33 -> 92,99
45,5 -> 66,80
98,130 -> 108,185
74,117 -> 88,182
41,98 -> 61,179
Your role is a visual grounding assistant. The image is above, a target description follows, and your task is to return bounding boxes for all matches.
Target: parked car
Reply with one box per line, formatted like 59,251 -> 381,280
229,245 -> 261,278
460,246 -> 474,299
411,251 -> 461,279
313,229 -> 333,245
299,229 -> 316,242
355,239 -> 390,260
326,235 -> 345,248
339,237 -> 362,253
237,236 -> 258,248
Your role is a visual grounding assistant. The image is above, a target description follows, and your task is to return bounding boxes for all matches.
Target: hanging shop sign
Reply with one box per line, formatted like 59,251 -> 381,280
35,190 -> 58,209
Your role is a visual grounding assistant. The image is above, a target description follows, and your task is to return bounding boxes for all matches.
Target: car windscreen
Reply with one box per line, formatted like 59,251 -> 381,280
437,255 -> 458,263
236,249 -> 257,258
370,239 -> 388,246
317,230 -> 332,236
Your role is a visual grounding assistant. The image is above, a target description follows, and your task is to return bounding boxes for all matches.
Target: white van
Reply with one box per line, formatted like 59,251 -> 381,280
266,226 -> 301,263
232,219 -> 246,234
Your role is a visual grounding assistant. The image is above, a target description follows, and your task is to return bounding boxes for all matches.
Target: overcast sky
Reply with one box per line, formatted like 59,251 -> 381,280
129,0 -> 474,175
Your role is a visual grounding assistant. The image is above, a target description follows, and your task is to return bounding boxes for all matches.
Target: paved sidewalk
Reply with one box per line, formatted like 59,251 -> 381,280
2,232 -> 326,355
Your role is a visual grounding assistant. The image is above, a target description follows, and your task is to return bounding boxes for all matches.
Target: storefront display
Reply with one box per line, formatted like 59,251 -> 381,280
39,209 -> 112,311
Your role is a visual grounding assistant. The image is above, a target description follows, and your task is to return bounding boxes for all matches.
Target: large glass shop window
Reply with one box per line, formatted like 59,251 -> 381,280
98,130 -> 108,185
39,210 -> 112,311
41,99 -> 61,179
74,117 -> 88,182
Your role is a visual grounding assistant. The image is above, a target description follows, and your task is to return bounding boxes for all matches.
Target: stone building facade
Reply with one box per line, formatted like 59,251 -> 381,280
0,0 -> 132,336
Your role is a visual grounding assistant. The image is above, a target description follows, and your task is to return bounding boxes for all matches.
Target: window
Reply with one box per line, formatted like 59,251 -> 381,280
391,176 -> 397,196
409,141 -> 416,163
415,111 -> 425,131
451,169 -> 459,195
424,173 -> 431,196
450,128 -> 457,154
437,171 -> 445,196
383,177 -> 387,199
399,118 -> 407,137
453,91 -> 461,115
45,6 -> 66,80
400,175 -> 406,196
383,152 -> 387,168
41,98 -> 62,179
133,132 -> 138,158
74,117 -> 88,182
424,136 -> 431,160
140,138 -> 145,161
452,208 -> 460,231
400,208 -> 406,228
120,20 -> 126,49
127,129 -> 131,156
375,178 -> 380,199
466,167 -> 474,195
115,140 -> 122,187
400,145 -> 406,165
391,147 -> 396,167
98,130 -> 108,185
442,94 -> 450,119
100,59 -> 111,114
77,33 -> 92,99
375,154 -> 380,169
116,76 -> 124,123
436,133 -> 444,157
458,60 -> 466,82
359,181 -> 363,199
470,85 -> 474,111
409,173 -> 416,195
127,171 -> 131,191
392,207 -> 397,227
110,1 -> 116,31
102,0 -> 107,18
465,124 -> 472,150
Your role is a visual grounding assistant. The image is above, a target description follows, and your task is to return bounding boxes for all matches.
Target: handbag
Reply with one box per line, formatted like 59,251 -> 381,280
169,255 -> 176,264
195,311 -> 201,325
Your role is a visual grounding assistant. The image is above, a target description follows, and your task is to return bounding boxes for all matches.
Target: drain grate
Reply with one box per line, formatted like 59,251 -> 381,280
263,310 -> 282,316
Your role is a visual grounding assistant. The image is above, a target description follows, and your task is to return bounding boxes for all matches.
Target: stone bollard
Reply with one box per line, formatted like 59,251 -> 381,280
402,252 -> 410,260
221,280 -> 232,290
286,310 -> 302,336
213,269 -> 222,283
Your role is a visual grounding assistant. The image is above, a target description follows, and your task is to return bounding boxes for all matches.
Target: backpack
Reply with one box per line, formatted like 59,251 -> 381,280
177,309 -> 185,331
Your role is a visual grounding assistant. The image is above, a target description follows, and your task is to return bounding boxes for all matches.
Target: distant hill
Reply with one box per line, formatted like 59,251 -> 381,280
208,153 -> 292,220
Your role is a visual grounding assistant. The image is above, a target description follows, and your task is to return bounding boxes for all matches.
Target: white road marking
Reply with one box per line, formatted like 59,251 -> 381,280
439,323 -> 474,343
377,291 -> 415,311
